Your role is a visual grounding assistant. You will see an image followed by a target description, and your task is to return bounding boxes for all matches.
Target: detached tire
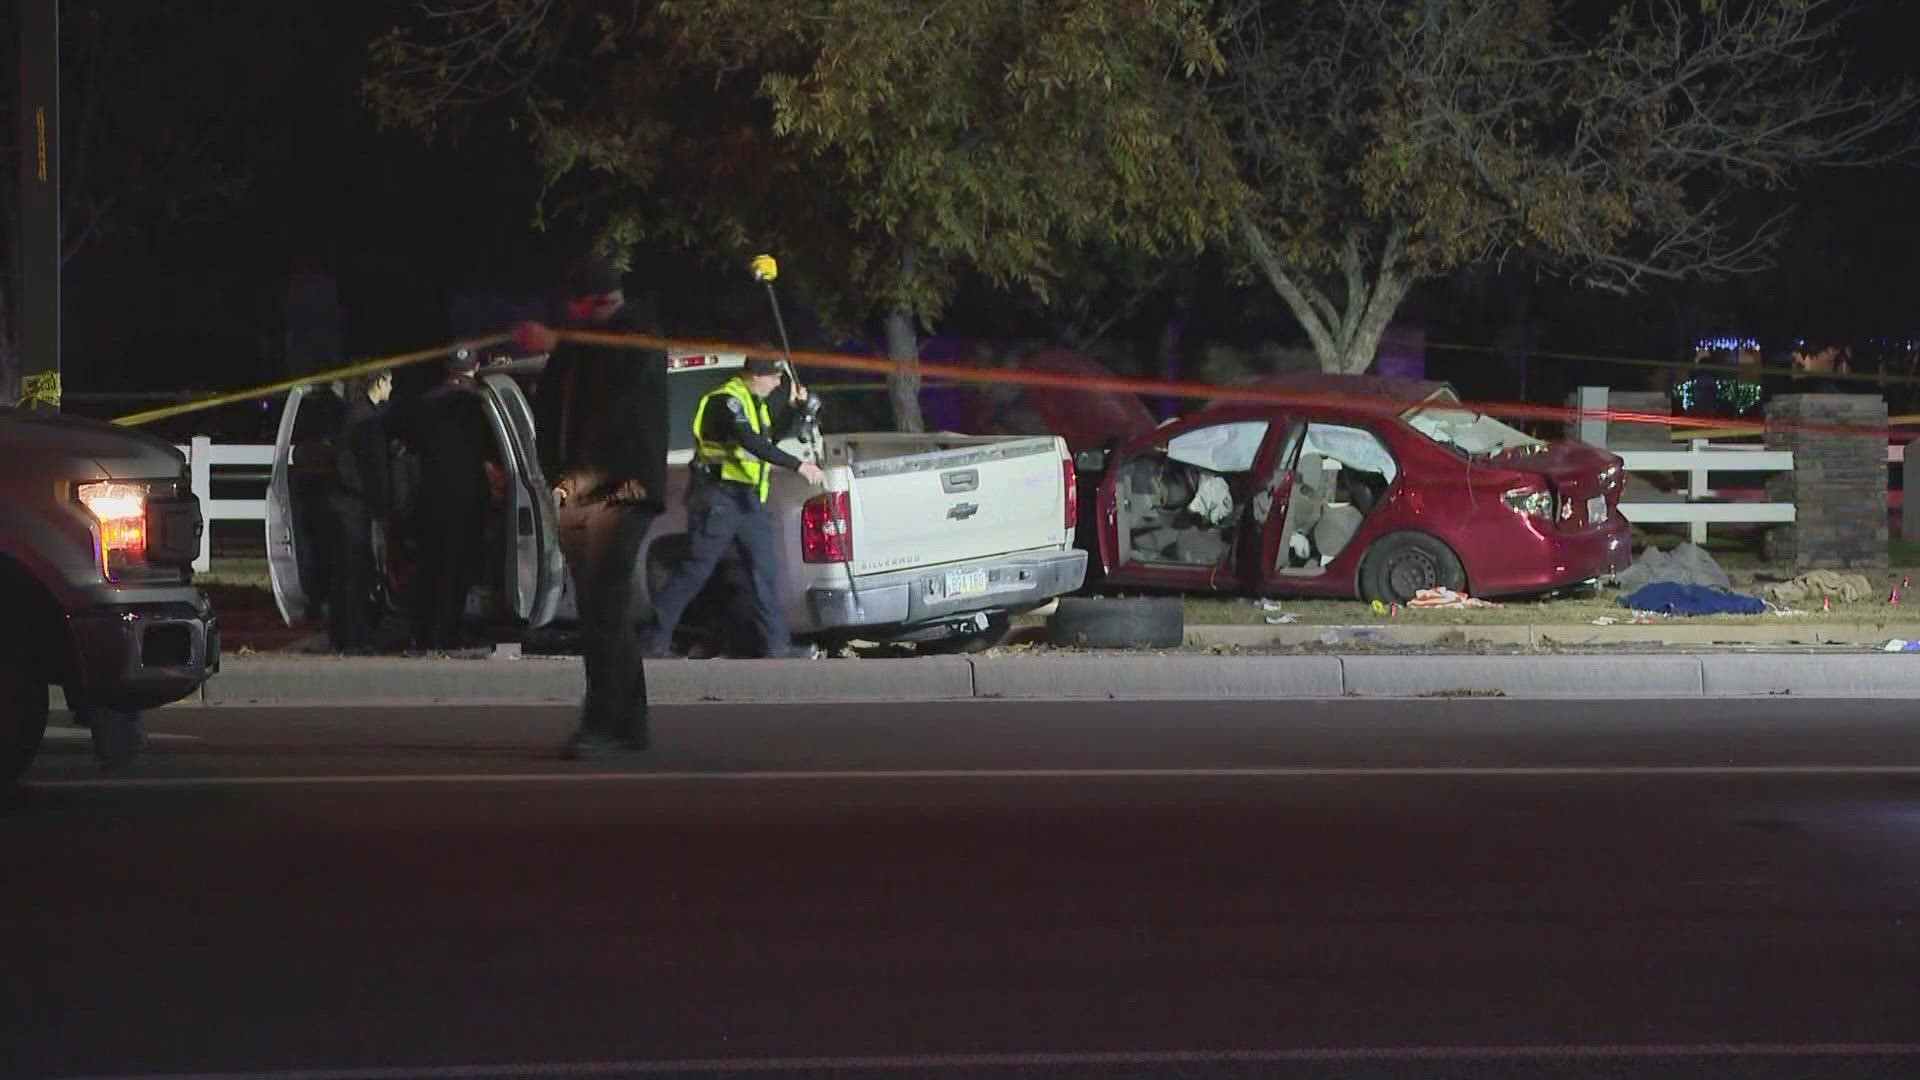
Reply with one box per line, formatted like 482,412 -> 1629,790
1048,596 -> 1184,650
1360,531 -> 1467,605
0,659 -> 50,786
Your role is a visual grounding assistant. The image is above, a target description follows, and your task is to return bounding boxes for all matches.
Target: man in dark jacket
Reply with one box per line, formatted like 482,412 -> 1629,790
520,256 -> 669,760
403,351 -> 498,652
327,371 -> 392,652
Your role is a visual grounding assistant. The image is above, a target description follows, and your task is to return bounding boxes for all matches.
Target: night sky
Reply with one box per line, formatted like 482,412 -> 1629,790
16,0 -> 1920,420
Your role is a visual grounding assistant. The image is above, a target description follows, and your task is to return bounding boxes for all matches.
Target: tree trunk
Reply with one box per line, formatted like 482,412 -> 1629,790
1240,214 -> 1414,376
882,306 -> 925,434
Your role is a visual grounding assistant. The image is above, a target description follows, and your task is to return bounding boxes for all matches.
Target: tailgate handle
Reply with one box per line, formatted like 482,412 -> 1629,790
941,469 -> 979,494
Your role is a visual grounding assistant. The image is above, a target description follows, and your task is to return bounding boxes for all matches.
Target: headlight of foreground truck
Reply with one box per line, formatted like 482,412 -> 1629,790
77,480 -> 148,579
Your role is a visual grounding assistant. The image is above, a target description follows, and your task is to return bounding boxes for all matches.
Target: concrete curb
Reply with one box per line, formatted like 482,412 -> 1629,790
53,650 -> 1920,710
1185,622 -> 1912,649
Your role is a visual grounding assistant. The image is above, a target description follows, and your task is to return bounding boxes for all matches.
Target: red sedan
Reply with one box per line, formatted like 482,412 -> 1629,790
1087,375 -> 1631,604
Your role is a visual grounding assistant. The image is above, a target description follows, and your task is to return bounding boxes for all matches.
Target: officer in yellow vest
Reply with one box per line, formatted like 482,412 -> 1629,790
642,357 -> 825,657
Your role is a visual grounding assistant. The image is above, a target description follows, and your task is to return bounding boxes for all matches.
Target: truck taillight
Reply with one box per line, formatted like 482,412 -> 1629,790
801,490 -> 853,563
77,481 -> 149,578
1062,455 -> 1078,531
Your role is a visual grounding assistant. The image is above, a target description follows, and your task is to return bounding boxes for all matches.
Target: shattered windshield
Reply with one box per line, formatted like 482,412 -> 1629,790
1402,391 -> 1543,456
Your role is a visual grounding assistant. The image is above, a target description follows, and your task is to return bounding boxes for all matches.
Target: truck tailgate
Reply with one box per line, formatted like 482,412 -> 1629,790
839,435 -> 1068,577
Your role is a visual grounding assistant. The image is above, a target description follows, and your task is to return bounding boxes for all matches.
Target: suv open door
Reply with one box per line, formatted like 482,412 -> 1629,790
265,385 -> 315,626
478,372 -> 564,628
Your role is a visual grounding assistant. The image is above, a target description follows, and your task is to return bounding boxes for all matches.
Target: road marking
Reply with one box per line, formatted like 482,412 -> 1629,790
31,763 -> 1920,790
42,729 -> 203,744
54,1042 -> 1920,1079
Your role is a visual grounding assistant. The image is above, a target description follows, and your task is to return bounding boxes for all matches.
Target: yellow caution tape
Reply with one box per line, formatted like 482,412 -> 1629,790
113,335 -> 510,427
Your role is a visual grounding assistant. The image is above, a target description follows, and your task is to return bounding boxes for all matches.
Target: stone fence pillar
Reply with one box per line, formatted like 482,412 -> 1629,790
1763,394 -> 1888,569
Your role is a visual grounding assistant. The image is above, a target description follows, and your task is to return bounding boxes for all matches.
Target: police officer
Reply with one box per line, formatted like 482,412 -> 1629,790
642,357 -> 824,658
327,370 -> 392,653
404,352 -> 497,651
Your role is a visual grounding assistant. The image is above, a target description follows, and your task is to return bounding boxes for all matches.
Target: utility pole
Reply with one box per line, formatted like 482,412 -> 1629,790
17,0 -> 61,407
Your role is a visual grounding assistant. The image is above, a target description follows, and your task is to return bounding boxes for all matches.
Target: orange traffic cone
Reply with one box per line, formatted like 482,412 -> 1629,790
1890,587 -> 1902,607
1823,595 -> 1832,613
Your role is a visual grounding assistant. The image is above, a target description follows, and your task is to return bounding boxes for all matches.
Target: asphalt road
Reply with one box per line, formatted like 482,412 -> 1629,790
9,698 -> 1920,1080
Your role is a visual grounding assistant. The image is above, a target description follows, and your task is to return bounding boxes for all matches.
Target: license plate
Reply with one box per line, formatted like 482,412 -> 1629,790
945,568 -> 990,597
1587,495 -> 1608,523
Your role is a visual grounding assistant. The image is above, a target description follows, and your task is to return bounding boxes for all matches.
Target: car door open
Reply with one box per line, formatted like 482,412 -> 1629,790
480,372 -> 564,628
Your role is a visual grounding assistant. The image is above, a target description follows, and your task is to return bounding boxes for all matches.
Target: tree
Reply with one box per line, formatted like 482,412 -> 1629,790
1216,0 -> 1916,375
1,1 -> 281,401
365,0 -> 1233,431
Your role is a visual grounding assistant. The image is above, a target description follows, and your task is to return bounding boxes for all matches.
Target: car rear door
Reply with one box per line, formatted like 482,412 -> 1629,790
479,372 -> 564,627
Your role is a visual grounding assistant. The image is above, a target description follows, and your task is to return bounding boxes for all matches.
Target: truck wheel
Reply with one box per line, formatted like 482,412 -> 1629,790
1047,596 -> 1184,650
80,707 -> 146,774
0,659 -> 50,786
1359,531 -> 1467,605
920,613 -> 1014,655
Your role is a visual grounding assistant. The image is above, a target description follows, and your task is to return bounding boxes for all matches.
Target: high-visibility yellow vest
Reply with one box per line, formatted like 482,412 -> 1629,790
692,375 -> 773,501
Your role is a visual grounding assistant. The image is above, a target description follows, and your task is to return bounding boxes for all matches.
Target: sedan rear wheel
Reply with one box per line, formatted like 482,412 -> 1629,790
1360,532 -> 1467,605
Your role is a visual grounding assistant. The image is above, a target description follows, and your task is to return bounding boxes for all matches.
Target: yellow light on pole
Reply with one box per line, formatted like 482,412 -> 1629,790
750,254 -> 779,283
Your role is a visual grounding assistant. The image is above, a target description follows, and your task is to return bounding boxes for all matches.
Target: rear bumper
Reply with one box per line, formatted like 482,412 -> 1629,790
66,594 -> 219,711
806,549 -> 1087,632
1472,515 -> 1632,597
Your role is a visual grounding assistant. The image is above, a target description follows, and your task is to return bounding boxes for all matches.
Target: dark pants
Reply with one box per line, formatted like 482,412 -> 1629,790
327,496 -> 376,651
413,491 -> 486,651
560,501 -> 658,745
647,481 -> 788,656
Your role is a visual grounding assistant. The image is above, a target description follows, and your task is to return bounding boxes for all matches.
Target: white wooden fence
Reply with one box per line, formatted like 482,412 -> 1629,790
1574,384 -> 1804,544
1613,441 -> 1795,544
177,435 -> 272,572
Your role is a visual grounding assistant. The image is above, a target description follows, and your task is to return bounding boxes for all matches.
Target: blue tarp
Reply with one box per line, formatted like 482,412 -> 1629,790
1620,582 -> 1767,616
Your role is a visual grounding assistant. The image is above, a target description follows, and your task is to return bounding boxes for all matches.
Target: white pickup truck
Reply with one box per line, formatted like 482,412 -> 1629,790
264,352 -> 1086,653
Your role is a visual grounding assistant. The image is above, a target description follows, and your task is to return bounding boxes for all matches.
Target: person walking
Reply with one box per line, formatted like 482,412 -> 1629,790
519,256 -> 669,759
641,356 -> 824,659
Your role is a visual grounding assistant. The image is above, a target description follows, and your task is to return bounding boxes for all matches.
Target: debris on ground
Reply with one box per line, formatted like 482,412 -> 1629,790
1264,612 -> 1301,625
1620,582 -> 1767,616
1762,570 -> 1876,606
1616,542 -> 1733,593
1408,587 -> 1498,609
1884,639 -> 1920,653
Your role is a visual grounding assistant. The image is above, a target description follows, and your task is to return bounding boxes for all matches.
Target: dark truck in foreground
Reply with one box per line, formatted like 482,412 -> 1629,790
0,407 -> 219,783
